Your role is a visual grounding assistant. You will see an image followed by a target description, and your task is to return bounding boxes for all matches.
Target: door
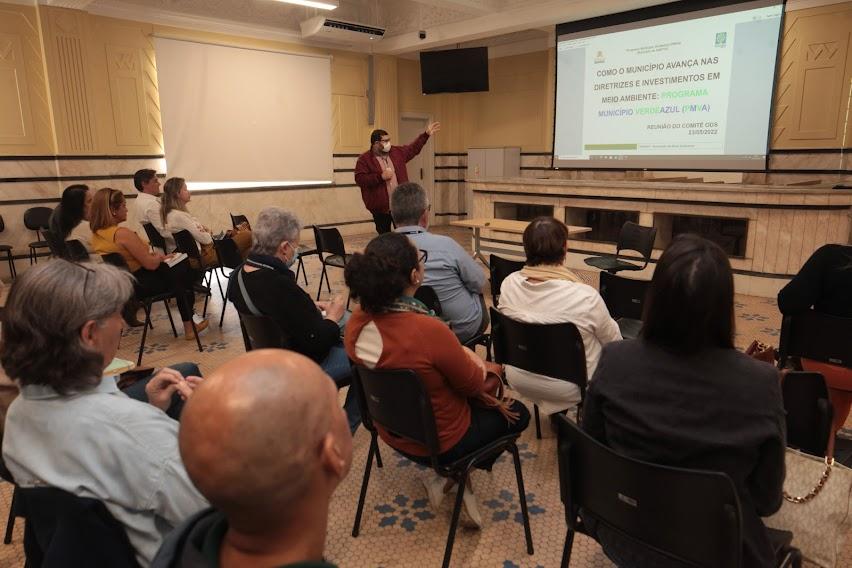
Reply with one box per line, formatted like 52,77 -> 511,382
399,116 -> 435,226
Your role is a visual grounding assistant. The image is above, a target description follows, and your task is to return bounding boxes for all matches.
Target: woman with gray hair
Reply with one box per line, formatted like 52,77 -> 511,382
228,207 -> 360,433
1,259 -> 208,566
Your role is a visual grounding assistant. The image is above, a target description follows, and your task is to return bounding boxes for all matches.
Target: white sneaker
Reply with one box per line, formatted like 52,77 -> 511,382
420,473 -> 446,512
459,484 -> 483,529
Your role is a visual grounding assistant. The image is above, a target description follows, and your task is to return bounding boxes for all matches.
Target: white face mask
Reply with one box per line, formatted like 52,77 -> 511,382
381,141 -> 391,153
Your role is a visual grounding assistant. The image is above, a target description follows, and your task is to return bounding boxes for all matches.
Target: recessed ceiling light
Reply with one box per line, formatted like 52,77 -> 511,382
273,0 -> 339,9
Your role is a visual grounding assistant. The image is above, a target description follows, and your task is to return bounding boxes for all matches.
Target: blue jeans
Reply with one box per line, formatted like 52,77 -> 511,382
321,344 -> 361,433
121,362 -> 201,421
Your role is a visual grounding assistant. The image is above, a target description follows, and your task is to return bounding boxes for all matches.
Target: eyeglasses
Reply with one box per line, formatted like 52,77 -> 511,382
72,261 -> 95,295
418,249 -> 428,264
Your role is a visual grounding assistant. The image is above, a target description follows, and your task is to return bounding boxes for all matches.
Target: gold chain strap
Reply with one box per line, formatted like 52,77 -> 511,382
783,456 -> 834,504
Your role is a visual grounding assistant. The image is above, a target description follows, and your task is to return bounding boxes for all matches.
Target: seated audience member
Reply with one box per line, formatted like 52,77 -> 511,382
498,216 -> 621,418
582,234 -> 785,568
134,168 -> 172,252
48,183 -> 97,260
344,232 -> 530,527
152,350 -> 352,568
0,260 -> 208,566
778,243 -> 852,452
90,187 -> 208,338
161,177 -> 252,265
390,182 -> 488,343
227,207 -> 359,432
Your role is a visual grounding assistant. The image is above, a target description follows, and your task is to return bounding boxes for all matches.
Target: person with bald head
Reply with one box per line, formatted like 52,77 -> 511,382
152,350 -> 353,568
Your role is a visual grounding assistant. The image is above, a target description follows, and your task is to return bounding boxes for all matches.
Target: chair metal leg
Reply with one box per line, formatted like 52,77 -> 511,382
442,472 -> 468,568
137,303 -> 153,366
316,267 -> 327,300
352,435 -> 378,537
219,297 -> 228,328
5,252 -> 15,280
4,486 -> 18,544
191,320 -> 203,353
534,405 -> 542,439
510,443 -> 534,555
201,271 -> 211,318
375,444 -> 383,469
163,300 -> 178,337
215,269 -> 225,300
297,257 -> 309,286
561,529 -> 575,568
325,266 -> 332,293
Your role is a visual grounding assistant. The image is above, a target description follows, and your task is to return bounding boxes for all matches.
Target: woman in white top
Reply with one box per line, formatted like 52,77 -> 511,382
48,184 -> 99,261
498,216 -> 622,417
160,177 -> 252,267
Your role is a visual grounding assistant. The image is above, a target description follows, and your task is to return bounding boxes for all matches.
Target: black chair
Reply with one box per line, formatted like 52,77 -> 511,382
213,237 -> 244,327
414,285 -> 491,360
599,271 -> 650,340
100,253 -> 203,365
1,459 -> 21,545
23,207 -> 52,265
489,254 -> 525,308
554,415 -> 800,568
0,215 -> 16,279
64,239 -> 90,262
584,221 -> 656,274
783,371 -> 833,457
351,366 -> 533,568
238,311 -> 291,352
18,487 -> 139,567
141,222 -> 168,253
313,226 -> 353,306
778,310 -> 852,372
172,230 -> 222,318
294,225 -> 319,286
490,307 -> 587,439
230,213 -> 250,230
41,228 -> 64,259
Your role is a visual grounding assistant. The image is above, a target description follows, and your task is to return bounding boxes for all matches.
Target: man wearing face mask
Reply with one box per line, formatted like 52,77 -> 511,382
355,122 -> 441,234
227,207 -> 360,433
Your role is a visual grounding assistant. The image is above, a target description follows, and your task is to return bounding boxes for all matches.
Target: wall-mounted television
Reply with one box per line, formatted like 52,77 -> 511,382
420,47 -> 489,94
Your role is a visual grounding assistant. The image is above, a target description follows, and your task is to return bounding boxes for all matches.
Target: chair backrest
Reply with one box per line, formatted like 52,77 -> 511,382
555,415 -> 743,568
0,215 -> 6,233
230,213 -> 250,230
18,486 -> 140,567
238,312 -> 291,350
489,255 -> 525,307
213,237 -> 243,270
171,229 -> 202,264
778,310 -> 852,370
65,240 -> 90,262
41,228 -> 64,258
414,285 -> 443,317
23,207 -> 52,234
616,221 -> 656,265
490,308 -> 588,395
783,371 -> 833,457
313,225 -> 346,257
100,252 -> 131,271
141,222 -> 167,252
599,271 -> 650,321
352,366 -> 441,464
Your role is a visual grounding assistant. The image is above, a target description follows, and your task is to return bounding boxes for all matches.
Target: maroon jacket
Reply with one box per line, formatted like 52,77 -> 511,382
354,132 -> 430,214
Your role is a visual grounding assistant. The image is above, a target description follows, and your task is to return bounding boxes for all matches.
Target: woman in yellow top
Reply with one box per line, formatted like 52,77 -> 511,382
160,177 -> 252,267
90,187 -> 209,339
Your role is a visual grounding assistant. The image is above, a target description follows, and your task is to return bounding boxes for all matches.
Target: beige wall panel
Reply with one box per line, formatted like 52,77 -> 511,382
373,55 -> 399,142
331,55 -> 367,97
41,7 -> 97,153
0,3 -> 54,155
332,94 -> 368,153
772,2 -> 852,149
785,209 -> 807,273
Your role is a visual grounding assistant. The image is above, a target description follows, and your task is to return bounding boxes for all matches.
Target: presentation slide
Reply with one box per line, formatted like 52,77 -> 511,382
554,0 -> 783,170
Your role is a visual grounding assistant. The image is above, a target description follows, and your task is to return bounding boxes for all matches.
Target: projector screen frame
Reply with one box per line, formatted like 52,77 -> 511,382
550,0 -> 787,172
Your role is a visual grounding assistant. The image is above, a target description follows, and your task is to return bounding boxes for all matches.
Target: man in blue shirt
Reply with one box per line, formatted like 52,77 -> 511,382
391,182 -> 488,343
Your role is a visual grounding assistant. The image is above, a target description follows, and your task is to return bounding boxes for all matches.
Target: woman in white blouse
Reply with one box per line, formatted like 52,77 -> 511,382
498,216 -> 622,420
161,177 -> 252,266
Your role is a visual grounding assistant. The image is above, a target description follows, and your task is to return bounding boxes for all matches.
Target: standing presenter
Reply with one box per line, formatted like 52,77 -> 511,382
355,122 -> 441,234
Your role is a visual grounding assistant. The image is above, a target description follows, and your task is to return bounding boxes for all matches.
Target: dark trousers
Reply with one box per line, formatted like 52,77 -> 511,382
371,212 -> 394,234
121,362 -> 201,421
132,262 -> 196,322
400,401 -> 530,470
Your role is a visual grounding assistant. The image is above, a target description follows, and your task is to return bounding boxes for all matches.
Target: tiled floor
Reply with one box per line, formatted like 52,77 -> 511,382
0,226 -> 848,567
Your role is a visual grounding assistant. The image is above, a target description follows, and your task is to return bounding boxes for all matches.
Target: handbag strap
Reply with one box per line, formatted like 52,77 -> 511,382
237,267 -> 263,317
784,456 -> 835,504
